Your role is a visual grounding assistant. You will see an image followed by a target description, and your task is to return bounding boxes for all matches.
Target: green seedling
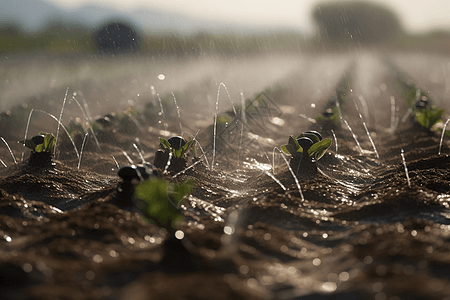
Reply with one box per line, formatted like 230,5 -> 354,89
20,132 -> 56,153
159,136 -> 195,158
316,106 -> 340,125
281,131 -> 331,180
155,136 -> 196,173
67,120 -> 85,137
315,72 -> 352,126
398,81 -> 446,131
135,178 -> 195,230
415,105 -> 445,130
281,132 -> 331,161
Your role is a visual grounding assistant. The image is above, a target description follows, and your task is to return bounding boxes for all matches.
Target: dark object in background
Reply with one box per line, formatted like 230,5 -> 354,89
94,22 -> 139,53
311,1 -> 403,44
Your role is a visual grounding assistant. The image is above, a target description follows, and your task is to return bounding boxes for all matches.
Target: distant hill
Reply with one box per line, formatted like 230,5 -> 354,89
0,0 -> 294,34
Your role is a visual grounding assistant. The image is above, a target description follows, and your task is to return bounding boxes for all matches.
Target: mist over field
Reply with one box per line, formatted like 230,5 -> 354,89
2,1 -> 450,300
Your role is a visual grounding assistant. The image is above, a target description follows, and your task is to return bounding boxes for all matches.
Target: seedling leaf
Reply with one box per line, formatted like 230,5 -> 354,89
35,132 -> 55,153
298,132 -> 320,143
159,138 -> 172,150
174,147 -> 183,158
23,140 -> 34,150
288,136 -> 303,153
308,138 -> 332,160
415,106 -> 445,129
281,145 -> 292,155
180,139 -> 194,156
34,144 -> 44,153
135,178 -> 194,229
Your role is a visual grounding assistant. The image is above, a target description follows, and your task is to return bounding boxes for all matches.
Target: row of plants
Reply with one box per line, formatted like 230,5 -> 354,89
315,67 -> 354,128
15,103 -> 336,275
18,126 -> 332,238
18,130 -> 196,268
14,85 -> 334,243
19,130 -> 196,230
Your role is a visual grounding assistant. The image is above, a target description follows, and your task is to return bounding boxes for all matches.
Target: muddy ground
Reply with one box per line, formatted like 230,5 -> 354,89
1,51 -> 450,300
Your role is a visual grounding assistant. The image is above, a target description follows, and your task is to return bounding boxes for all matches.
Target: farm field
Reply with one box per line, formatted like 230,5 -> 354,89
1,50 -> 450,300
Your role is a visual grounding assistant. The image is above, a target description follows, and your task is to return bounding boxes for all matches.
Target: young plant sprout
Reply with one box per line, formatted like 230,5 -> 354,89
281,131 -> 331,180
316,106 -> 340,126
397,78 -> 446,132
413,97 -> 445,130
135,177 -> 195,271
19,132 -> 56,167
20,132 -> 56,153
154,136 -> 196,173
315,72 -> 352,127
135,177 -> 195,230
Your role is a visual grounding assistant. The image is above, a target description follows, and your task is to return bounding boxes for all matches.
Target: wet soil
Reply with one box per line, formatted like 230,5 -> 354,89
1,53 -> 450,300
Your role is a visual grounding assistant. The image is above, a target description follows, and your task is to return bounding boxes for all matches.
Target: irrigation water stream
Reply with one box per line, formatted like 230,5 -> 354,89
1,51 -> 450,299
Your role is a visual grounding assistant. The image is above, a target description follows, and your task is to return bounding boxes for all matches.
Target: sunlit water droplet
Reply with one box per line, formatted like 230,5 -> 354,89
312,258 -> 321,266
93,254 -> 103,263
175,230 -> 185,239
322,282 -> 337,293
223,226 -> 234,235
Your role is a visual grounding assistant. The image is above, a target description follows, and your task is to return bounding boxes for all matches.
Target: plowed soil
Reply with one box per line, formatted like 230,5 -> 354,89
1,52 -> 450,300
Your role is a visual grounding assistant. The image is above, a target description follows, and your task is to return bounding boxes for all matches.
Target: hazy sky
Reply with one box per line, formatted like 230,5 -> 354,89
45,0 -> 450,33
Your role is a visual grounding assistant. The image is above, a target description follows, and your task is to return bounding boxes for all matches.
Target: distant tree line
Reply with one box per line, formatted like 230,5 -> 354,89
0,20 -> 308,55
1,3 -> 450,55
311,1 -> 404,44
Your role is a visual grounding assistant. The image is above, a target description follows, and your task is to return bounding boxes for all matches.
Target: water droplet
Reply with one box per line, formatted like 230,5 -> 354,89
157,74 -> 165,80
339,271 -> 350,281
175,230 -> 185,239
363,256 -> 373,264
322,282 -> 337,292
247,278 -> 258,288
312,258 -> 321,266
223,226 -> 234,235
22,263 -> 33,273
86,270 -> 95,280
93,254 -> 103,263
239,265 -> 249,275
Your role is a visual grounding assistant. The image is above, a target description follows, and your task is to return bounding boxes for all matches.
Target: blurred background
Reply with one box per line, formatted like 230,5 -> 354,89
1,0 -> 449,55
1,0 -> 450,121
